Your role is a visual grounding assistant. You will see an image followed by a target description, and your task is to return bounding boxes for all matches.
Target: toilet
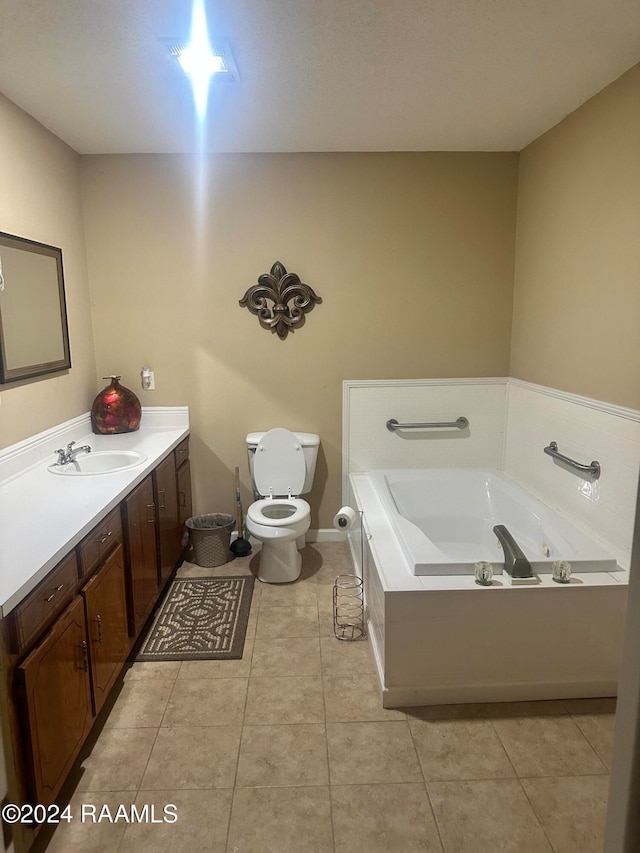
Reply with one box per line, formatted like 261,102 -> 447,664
245,428 -> 320,583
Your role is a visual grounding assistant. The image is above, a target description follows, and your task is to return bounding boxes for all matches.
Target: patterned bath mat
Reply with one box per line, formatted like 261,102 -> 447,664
136,576 -> 255,661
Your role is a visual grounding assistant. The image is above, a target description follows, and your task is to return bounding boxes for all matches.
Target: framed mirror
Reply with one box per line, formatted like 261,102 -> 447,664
0,231 -> 71,383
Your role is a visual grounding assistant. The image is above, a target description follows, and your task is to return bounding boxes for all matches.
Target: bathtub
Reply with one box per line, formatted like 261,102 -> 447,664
347,469 -> 627,706
370,468 -> 619,577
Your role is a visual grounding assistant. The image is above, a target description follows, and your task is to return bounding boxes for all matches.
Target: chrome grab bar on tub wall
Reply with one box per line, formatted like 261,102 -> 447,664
543,441 -> 601,480
386,417 -> 469,432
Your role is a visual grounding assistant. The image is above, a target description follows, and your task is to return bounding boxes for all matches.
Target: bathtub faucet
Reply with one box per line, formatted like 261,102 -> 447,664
493,525 -> 533,579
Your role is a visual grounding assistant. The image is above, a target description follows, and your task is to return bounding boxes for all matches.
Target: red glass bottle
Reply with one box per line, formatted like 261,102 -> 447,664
91,376 -> 141,434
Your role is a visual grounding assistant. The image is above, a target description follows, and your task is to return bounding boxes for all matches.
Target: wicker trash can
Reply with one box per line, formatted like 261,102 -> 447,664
186,513 -> 234,567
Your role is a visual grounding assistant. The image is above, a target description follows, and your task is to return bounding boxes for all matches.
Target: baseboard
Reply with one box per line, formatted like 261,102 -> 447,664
381,679 -> 618,709
305,528 -> 347,543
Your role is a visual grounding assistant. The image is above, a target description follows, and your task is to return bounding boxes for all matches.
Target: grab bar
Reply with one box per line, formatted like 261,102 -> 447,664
386,417 -> 469,432
543,441 -> 601,480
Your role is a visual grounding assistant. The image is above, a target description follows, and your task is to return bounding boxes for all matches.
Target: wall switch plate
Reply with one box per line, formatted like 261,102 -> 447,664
146,371 -> 155,390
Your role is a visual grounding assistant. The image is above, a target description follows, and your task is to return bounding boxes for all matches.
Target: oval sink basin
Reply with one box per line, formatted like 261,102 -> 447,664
48,450 -> 147,476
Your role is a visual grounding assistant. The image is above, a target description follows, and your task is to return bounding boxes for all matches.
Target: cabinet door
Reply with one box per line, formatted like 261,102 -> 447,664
82,544 -> 130,715
154,453 -> 181,585
177,457 -> 192,528
19,596 -> 93,806
123,475 -> 158,636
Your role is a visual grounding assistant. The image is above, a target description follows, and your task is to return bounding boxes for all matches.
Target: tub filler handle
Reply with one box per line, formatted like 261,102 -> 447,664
543,441 -> 601,480
386,417 -> 469,432
493,525 -> 533,579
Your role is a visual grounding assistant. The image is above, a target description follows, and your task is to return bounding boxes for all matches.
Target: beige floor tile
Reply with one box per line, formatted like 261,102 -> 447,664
175,650 -> 251,683
236,723 -> 329,787
313,544 -> 353,582
177,639 -> 254,679
227,786 -> 333,853
141,726 -> 241,789
76,728 -> 157,791
102,679 -> 173,729
428,778 -> 552,852
119,789 -> 233,852
244,606 -> 258,639
251,637 -> 321,676
571,713 -> 616,768
522,775 -> 610,853
409,717 -> 516,781
162,677 -> 248,727
320,636 -> 374,675
326,721 -> 422,785
46,791 -> 136,852
255,605 -> 319,639
331,783 -> 442,852
324,673 -> 405,722
123,661 -> 181,682
317,597 -> 335,637
491,715 -> 608,777
244,676 -> 325,725
258,580 -> 319,607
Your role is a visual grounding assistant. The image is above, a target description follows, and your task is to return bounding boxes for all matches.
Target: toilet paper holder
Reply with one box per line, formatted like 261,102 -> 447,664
333,574 -> 366,642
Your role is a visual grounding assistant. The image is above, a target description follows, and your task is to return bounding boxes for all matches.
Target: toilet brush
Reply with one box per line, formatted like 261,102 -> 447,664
230,466 -> 252,557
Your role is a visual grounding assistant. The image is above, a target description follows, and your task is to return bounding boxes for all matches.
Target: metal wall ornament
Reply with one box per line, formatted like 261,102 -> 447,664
239,261 -> 322,340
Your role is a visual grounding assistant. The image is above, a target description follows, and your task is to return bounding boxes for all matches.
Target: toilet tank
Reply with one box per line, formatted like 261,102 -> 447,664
246,431 -> 320,495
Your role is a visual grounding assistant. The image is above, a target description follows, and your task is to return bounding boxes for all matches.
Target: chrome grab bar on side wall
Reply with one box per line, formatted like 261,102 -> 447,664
386,417 -> 469,432
543,441 -> 601,479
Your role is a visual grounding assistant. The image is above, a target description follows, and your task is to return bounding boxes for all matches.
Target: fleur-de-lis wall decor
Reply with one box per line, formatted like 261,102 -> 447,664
239,261 -> 322,340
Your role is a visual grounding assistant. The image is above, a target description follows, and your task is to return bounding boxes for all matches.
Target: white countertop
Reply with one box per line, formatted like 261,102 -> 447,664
0,409 -> 189,616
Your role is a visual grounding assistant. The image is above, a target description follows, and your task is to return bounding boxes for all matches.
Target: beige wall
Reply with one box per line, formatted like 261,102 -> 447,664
0,93 -> 96,448
510,64 -> 640,409
80,153 -> 519,526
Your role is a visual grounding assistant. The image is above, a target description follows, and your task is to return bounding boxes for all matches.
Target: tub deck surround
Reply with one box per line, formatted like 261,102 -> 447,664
349,472 -> 627,708
0,407 -> 189,616
372,468 -> 620,577
343,378 -> 640,568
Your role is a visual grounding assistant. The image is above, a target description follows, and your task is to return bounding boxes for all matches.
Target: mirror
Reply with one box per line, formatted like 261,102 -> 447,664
0,231 -> 71,383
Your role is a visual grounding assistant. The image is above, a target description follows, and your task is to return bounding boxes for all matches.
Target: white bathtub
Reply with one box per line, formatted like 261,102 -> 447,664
370,468 -> 619,577
348,469 -> 627,706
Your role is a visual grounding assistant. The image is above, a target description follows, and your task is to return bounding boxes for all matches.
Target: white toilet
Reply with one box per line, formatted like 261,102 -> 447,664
245,428 -> 320,583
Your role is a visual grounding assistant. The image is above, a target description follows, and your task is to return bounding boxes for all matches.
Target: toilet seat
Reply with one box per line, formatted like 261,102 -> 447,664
253,428 -> 306,498
247,498 -> 309,528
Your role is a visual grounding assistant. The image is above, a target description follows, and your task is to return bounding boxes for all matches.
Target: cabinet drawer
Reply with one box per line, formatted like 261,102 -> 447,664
77,507 -> 123,578
175,437 -> 189,468
14,552 -> 78,652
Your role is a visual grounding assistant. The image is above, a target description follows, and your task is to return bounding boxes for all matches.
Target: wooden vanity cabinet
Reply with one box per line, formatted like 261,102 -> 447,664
2,438 -> 192,851
12,552 -> 77,653
18,595 -> 93,807
153,452 -> 182,585
177,458 -> 192,528
81,543 -> 129,715
122,475 -> 159,636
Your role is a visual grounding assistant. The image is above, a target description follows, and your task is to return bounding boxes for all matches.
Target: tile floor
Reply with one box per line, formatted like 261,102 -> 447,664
42,542 -> 615,852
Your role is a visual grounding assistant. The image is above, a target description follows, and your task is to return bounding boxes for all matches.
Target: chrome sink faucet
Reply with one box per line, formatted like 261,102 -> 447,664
54,441 -> 92,466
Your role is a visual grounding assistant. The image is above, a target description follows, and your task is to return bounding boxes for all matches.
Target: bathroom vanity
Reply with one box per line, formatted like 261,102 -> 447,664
0,409 -> 190,852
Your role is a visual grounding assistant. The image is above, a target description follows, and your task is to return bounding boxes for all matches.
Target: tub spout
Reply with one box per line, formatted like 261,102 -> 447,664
493,525 -> 533,579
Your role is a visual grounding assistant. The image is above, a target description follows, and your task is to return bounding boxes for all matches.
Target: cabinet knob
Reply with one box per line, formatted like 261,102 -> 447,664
94,614 -> 103,644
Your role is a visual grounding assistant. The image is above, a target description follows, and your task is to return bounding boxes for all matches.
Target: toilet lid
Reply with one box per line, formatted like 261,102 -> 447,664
253,428 -> 306,497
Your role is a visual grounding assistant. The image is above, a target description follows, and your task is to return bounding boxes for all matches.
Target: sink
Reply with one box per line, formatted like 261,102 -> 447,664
48,450 -> 147,476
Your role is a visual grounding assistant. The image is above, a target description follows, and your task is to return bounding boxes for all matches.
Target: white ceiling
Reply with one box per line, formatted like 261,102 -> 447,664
0,0 -> 638,154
